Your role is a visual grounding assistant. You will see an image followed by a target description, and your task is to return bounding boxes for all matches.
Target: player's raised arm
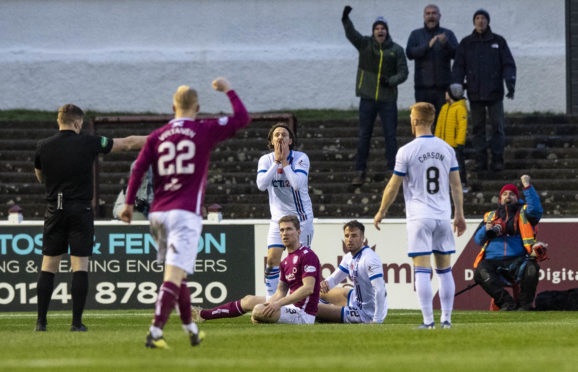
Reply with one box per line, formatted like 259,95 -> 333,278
212,77 -> 231,93
110,135 -> 147,153
211,77 -> 251,136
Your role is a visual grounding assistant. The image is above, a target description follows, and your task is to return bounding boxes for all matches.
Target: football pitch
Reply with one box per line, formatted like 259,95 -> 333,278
1,310 -> 577,371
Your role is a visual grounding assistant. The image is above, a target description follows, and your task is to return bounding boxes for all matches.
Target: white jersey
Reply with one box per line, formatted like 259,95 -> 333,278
393,135 -> 459,221
256,150 -> 314,222
325,247 -> 387,323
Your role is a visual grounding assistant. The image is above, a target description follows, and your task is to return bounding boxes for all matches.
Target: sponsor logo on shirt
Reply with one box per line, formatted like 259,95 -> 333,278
304,265 -> 317,273
491,43 -> 499,48
164,177 -> 182,192
218,117 -> 229,126
100,137 -> 109,148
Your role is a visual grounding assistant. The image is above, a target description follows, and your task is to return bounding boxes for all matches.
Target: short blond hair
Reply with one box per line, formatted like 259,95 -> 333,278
57,104 -> 84,126
410,102 -> 436,127
173,85 -> 198,111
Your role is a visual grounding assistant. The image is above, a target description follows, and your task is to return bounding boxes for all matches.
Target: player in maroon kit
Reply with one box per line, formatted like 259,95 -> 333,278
120,77 -> 251,348
192,215 -> 321,325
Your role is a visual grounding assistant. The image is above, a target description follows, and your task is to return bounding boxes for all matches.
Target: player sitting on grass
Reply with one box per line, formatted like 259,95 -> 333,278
192,215 -> 321,325
316,220 -> 388,323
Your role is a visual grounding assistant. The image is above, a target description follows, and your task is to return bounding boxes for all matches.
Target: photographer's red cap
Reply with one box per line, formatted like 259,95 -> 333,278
500,184 -> 519,198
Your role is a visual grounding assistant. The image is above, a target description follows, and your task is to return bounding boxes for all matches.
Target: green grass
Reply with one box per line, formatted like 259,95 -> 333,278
2,310 -> 577,371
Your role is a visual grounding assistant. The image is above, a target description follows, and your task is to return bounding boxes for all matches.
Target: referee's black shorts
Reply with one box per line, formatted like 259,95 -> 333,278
42,202 -> 94,257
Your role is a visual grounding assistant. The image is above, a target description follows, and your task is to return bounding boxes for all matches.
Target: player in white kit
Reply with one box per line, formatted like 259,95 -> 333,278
317,220 -> 387,323
120,77 -> 251,348
373,102 -> 466,329
256,123 -> 314,298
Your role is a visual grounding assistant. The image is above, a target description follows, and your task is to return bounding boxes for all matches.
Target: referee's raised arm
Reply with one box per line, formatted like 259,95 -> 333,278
110,135 -> 147,153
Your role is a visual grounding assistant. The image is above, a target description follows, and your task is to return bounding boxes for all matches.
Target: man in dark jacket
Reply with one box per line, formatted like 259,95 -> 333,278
452,9 -> 516,172
473,175 -> 542,311
342,5 -> 408,186
406,4 -> 457,127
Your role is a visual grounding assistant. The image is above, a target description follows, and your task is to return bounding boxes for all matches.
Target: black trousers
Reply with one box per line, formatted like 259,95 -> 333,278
474,256 -> 540,309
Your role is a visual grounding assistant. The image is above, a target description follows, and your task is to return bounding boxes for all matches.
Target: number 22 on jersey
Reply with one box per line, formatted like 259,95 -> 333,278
157,140 -> 196,176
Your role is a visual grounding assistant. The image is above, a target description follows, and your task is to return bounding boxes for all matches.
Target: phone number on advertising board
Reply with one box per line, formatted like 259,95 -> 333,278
0,281 -> 228,305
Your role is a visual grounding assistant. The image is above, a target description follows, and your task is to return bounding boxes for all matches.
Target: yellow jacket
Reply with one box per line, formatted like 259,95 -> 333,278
434,99 -> 468,147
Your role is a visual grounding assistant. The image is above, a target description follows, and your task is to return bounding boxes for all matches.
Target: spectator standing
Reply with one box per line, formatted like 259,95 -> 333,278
342,5 -> 408,186
435,83 -> 469,191
452,9 -> 516,172
406,4 -> 458,127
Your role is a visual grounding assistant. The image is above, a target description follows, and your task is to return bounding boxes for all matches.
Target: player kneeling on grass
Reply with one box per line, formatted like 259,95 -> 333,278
192,215 -> 321,324
316,220 -> 388,323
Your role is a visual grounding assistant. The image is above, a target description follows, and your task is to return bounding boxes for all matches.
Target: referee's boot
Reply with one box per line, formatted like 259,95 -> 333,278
35,320 -> 47,332
70,324 -> 88,332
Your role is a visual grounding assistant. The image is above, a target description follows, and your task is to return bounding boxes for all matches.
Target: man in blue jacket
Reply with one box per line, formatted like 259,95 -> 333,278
406,4 -> 457,127
452,9 -> 516,172
473,175 -> 542,311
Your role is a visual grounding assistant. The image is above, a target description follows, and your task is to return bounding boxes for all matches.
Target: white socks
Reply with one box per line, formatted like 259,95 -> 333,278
265,266 -> 280,298
414,266 -> 434,325
436,266 -> 455,324
182,322 -> 199,334
149,325 -> 163,338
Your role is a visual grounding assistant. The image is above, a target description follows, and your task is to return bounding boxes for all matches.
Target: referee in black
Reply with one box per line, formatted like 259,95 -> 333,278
34,104 -> 146,332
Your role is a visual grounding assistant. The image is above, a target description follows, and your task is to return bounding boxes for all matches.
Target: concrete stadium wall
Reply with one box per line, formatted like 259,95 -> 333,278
0,0 -> 565,114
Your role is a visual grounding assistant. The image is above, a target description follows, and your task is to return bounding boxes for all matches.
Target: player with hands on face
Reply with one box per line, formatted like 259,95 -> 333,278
257,123 -> 314,299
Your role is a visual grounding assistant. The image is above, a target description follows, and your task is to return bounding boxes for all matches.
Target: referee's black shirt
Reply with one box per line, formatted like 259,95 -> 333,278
34,130 -> 114,202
